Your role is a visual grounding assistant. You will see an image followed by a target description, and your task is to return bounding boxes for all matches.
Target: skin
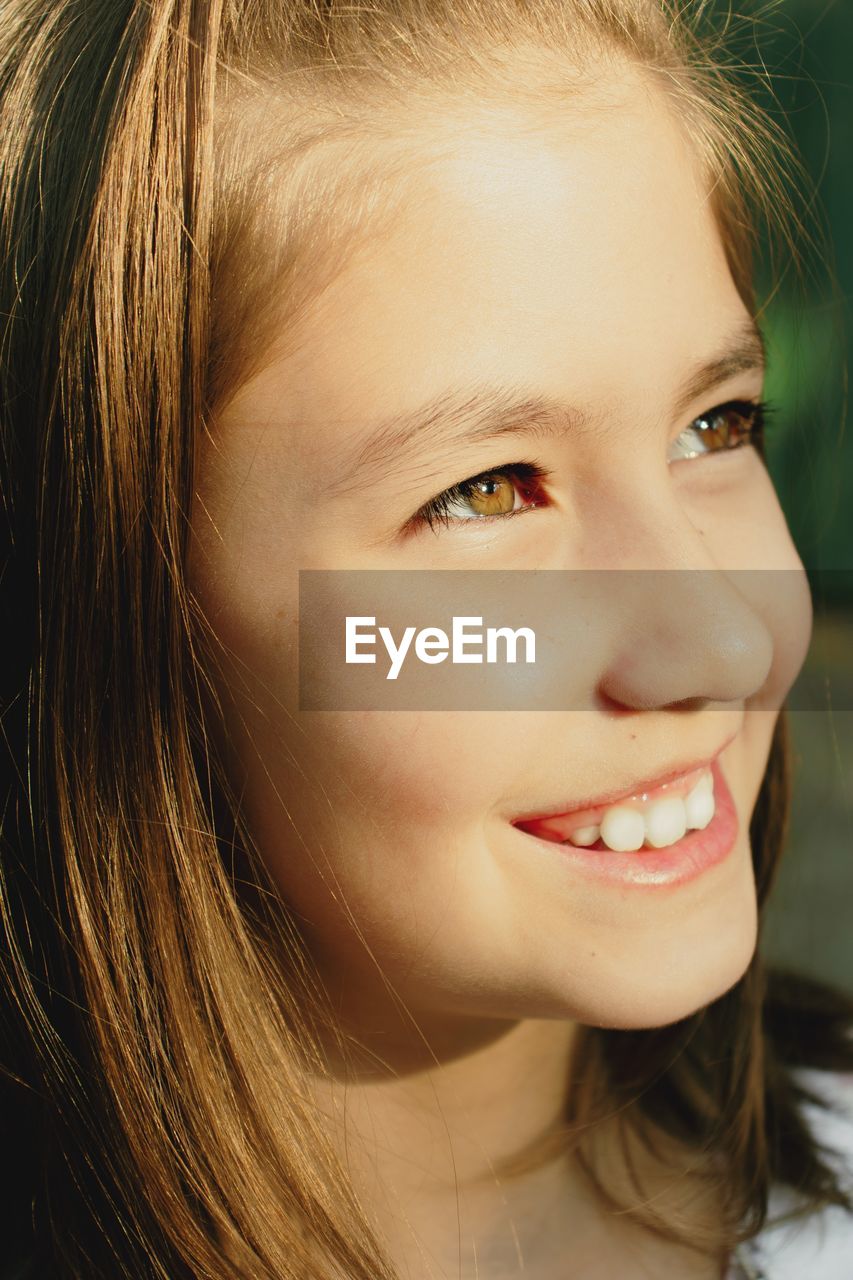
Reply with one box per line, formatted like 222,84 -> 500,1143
188,61 -> 813,1279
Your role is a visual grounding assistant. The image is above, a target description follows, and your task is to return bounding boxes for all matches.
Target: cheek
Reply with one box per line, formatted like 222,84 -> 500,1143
187,538 -> 559,849
304,712 -> 542,828
189,557 -> 530,895
211,701 -> 542,1000
244,701 -> 533,853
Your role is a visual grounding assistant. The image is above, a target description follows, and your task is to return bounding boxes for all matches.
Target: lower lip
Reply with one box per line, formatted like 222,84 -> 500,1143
513,757 -> 739,890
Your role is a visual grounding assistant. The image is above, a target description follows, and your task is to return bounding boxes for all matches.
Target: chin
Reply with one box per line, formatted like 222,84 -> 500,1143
588,934 -> 758,1031
553,884 -> 759,1032
603,971 -> 753,1030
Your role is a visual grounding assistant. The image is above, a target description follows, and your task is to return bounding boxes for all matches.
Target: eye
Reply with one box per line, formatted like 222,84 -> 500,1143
406,399 -> 774,535
408,461 -> 550,533
668,399 -> 774,462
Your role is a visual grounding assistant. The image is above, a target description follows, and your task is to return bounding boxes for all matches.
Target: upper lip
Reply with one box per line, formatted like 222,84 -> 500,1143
510,730 -> 738,825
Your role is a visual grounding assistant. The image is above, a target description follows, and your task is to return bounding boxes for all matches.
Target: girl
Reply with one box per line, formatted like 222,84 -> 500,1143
1,2 -> 852,1277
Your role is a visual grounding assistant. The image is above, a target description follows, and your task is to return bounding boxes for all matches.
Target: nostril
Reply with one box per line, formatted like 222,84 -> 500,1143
664,696 -> 712,713
595,687 -> 713,715
594,689 -> 640,716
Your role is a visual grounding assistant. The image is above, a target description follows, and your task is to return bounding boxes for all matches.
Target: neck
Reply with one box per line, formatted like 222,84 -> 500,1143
308,1014 -> 727,1279
309,1017 -> 587,1274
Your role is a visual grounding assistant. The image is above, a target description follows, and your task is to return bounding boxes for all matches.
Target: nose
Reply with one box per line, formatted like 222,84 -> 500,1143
584,482 -> 775,712
597,570 -> 775,711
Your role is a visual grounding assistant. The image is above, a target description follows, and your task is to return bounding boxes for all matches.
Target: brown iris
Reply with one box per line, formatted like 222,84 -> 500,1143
695,405 -> 754,449
461,473 -> 517,516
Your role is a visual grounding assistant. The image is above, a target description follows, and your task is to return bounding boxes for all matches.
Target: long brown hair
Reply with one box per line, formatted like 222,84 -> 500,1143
1,2 -> 851,1276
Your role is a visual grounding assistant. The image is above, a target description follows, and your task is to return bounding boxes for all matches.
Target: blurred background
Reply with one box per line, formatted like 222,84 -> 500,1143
710,1 -> 852,993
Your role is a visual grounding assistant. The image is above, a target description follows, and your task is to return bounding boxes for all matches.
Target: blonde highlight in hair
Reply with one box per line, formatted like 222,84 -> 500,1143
1,2 -> 851,1277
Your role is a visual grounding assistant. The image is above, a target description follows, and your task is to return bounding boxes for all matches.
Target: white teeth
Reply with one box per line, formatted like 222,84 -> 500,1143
567,824 -> 600,847
599,807 -> 645,852
565,768 -> 716,853
643,796 -> 687,848
684,775 -> 715,830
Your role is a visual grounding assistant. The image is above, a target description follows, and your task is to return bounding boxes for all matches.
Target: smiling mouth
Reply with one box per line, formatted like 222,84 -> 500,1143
511,734 -> 737,853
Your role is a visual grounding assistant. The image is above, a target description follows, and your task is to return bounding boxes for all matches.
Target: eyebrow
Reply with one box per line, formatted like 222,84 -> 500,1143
326,317 -> 766,498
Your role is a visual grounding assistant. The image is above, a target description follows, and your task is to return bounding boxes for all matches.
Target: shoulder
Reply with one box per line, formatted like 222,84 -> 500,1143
743,1067 -> 853,1280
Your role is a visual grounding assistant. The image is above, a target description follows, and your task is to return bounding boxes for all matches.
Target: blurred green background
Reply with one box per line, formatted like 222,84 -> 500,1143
709,2 -> 852,993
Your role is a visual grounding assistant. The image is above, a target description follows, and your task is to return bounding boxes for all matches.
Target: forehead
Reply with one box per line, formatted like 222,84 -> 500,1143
224,69 -> 745,435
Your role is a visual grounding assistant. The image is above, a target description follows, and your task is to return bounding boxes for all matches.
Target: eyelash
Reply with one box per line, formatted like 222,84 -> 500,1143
409,398 -> 775,533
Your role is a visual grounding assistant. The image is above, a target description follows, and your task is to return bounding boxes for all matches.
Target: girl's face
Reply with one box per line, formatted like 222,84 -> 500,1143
189,68 -> 811,1050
